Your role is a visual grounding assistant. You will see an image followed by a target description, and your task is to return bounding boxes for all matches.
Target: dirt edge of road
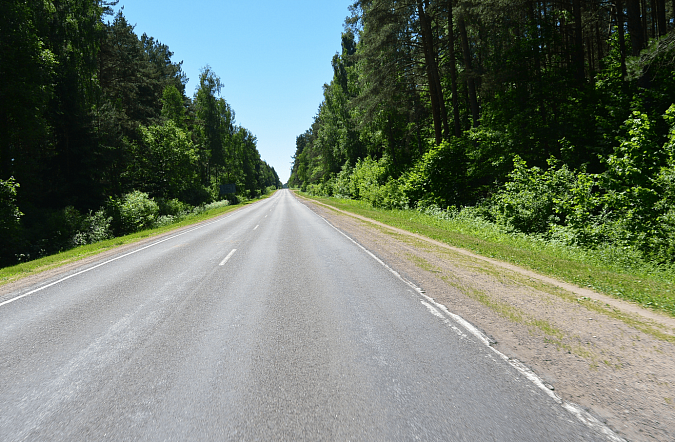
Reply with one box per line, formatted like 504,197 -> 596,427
298,194 -> 675,442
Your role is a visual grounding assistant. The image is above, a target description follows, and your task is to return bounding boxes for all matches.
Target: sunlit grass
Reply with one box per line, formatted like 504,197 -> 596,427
300,193 -> 675,318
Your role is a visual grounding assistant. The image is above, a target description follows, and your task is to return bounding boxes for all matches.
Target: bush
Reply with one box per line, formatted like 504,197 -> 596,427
333,163 -> 355,198
308,157 -> 408,209
202,199 -> 230,211
0,177 -> 24,266
158,198 -> 192,217
487,156 -> 579,234
72,209 -> 113,246
180,185 -> 213,207
154,214 -> 178,227
108,190 -> 159,234
400,140 -> 467,208
350,156 -> 384,203
0,177 -> 22,233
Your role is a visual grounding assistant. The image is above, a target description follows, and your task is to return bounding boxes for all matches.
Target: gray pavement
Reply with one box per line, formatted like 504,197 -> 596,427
0,190 -> 610,441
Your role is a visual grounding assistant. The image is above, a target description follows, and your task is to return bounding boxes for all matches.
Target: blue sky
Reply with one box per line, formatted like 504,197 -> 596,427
113,1 -> 355,183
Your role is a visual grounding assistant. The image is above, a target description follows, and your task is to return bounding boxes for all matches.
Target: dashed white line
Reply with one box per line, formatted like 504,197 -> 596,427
219,249 -> 237,266
0,213 -> 239,309
253,225 -> 259,230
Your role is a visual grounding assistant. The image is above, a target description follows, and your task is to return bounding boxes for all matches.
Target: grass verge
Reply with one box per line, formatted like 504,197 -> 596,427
298,192 -> 675,318
0,193 -> 274,287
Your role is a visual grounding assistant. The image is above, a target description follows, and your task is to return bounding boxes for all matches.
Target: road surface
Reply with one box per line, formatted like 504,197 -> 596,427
1,190 -> 613,441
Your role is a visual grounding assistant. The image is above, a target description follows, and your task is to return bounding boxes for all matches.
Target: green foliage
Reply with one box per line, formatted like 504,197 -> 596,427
71,209 -> 114,247
0,177 -> 23,265
0,177 -> 22,233
488,156 -> 579,235
158,198 -> 193,217
108,190 -> 160,235
161,85 -> 187,128
0,6 -> 277,268
479,105 -> 675,263
180,185 -> 213,207
130,121 -> 198,199
307,156 -> 406,209
401,140 -> 467,208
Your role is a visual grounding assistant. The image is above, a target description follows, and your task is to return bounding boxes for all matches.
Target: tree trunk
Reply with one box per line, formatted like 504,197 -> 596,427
419,0 -> 450,143
627,0 -> 644,55
572,0 -> 585,82
616,0 -> 628,80
641,0 -> 648,43
656,0 -> 667,36
448,0 -> 461,137
417,0 -> 443,144
458,15 -> 479,127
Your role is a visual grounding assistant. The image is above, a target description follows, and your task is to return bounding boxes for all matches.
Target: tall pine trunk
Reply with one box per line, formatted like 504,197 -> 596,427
616,0 -> 628,80
458,15 -> 479,127
417,0 -> 449,143
627,0 -> 643,56
448,0 -> 461,137
656,0 -> 667,36
572,0 -> 585,82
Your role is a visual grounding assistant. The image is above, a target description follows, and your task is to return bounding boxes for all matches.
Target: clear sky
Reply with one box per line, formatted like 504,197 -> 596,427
113,1 -> 354,184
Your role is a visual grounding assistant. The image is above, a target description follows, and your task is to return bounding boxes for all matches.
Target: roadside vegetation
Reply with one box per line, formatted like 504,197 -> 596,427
289,2 -> 675,318
0,190 -> 276,286
298,193 -> 675,318
1,3 -> 281,269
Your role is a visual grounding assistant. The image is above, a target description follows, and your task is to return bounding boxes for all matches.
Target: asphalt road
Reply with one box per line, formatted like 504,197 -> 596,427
1,189 -> 613,441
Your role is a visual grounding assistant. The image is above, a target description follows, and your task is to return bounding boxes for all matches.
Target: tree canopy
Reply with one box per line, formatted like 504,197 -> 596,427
291,0 -> 675,264
0,1 -> 280,267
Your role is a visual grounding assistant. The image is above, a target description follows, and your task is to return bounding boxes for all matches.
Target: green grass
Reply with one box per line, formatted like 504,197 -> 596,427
299,193 -> 675,318
0,193 -> 275,286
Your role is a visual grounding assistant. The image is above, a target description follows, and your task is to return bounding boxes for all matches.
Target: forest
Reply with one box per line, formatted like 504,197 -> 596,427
0,1 -> 281,268
290,0 -> 675,265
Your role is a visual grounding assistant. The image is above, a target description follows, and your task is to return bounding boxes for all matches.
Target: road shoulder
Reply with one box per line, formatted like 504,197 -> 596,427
298,194 -> 675,442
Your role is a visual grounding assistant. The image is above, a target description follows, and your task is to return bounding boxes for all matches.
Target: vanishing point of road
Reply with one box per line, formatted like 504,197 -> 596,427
1,190 -> 615,441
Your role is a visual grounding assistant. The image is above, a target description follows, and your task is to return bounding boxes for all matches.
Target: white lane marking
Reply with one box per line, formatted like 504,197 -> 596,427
420,300 -> 466,337
420,300 -> 444,319
305,202 -> 626,442
0,205 -> 256,309
253,225 -> 259,230
219,249 -> 237,266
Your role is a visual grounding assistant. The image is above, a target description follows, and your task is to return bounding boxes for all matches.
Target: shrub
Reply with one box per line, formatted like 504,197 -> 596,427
0,177 -> 24,266
180,185 -> 213,207
108,190 -> 159,234
333,163 -> 355,198
158,198 -> 192,217
202,199 -> 230,211
400,140 -> 467,209
487,156 -> 577,234
72,209 -> 113,246
350,156 -> 385,203
0,177 -> 22,233
153,215 -> 177,227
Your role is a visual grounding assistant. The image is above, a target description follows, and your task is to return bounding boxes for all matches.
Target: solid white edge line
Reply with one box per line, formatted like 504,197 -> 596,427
219,249 -> 237,266
304,202 -> 626,442
0,200 -> 270,309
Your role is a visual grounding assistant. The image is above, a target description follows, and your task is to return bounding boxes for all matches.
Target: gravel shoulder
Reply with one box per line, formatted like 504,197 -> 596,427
299,195 -> 675,442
